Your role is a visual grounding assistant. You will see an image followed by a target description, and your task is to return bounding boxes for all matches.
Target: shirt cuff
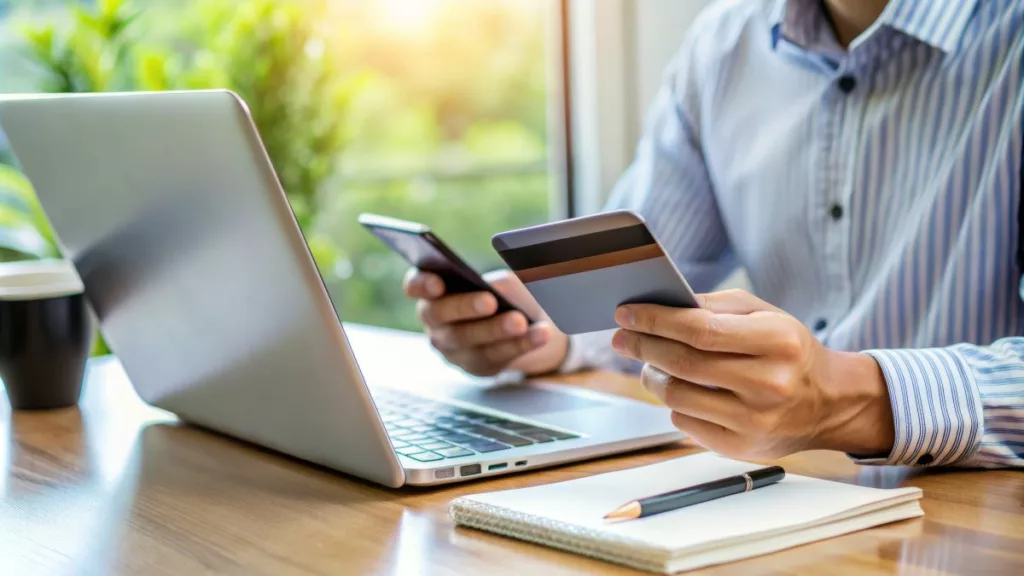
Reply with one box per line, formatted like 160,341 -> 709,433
558,334 -> 588,374
857,348 -> 984,467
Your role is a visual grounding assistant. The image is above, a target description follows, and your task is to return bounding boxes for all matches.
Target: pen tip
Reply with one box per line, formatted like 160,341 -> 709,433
603,501 -> 642,521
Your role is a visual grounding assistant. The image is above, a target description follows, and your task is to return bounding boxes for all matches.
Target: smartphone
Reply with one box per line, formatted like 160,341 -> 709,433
358,213 -> 528,319
491,210 -> 698,334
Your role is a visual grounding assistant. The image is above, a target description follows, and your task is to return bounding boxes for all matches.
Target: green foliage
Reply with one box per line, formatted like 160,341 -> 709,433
0,0 -> 141,265
322,173 -> 550,330
0,163 -> 109,355
0,0 -> 553,334
158,0 -> 365,231
0,164 -> 58,261
15,0 -> 356,232
18,0 -> 140,92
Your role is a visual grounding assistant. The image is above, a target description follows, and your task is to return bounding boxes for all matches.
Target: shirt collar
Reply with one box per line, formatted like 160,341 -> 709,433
878,0 -> 978,54
769,0 -> 821,50
770,0 -> 979,55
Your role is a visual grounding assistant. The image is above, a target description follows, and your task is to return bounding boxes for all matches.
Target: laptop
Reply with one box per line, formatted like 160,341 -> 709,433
0,90 -> 682,487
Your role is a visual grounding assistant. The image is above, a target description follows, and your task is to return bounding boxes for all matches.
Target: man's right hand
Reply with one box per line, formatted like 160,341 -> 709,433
403,268 -> 569,377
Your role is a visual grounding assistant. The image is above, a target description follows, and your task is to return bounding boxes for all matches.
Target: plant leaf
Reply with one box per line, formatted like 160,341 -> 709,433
0,164 -> 36,203
0,225 -> 55,261
0,165 -> 59,252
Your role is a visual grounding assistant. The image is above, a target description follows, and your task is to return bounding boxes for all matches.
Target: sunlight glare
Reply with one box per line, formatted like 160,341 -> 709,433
376,0 -> 444,35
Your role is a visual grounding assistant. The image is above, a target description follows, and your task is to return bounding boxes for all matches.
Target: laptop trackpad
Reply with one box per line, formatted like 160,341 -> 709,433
450,383 -> 607,416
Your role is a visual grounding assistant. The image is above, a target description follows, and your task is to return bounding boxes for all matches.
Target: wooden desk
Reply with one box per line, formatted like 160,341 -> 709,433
2,358 -> 1022,575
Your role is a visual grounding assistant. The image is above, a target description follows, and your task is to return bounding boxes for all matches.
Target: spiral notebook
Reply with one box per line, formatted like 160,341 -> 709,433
449,452 -> 923,574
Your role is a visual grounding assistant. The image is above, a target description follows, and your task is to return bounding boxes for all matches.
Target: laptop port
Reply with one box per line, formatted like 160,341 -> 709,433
488,463 -> 508,471
514,460 -> 527,467
459,464 -> 482,476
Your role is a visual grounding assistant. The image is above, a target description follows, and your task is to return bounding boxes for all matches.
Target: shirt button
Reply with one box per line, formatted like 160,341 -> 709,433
829,204 -> 844,221
813,318 -> 828,332
837,75 -> 857,93
916,454 -> 934,466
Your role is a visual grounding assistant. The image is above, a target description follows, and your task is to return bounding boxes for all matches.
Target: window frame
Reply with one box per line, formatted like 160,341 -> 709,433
561,0 -> 710,216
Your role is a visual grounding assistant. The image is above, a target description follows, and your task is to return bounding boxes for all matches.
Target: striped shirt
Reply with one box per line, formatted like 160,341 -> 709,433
566,0 -> 1024,468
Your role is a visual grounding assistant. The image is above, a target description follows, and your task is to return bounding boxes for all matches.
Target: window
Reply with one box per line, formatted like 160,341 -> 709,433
0,0 -> 567,330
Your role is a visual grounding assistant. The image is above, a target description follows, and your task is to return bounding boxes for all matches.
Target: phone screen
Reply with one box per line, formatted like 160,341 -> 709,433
360,217 -> 527,318
370,227 -> 471,278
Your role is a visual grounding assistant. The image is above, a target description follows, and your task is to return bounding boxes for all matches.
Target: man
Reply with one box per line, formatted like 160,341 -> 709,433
404,0 -> 1024,469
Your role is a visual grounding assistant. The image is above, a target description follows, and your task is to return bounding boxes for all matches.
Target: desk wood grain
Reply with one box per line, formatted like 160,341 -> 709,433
2,358 -> 1022,575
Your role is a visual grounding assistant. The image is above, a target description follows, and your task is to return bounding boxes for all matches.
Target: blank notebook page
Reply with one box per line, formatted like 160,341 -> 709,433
451,452 -> 922,556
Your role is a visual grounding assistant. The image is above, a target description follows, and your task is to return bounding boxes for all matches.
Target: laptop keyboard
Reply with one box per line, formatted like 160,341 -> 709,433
373,388 -> 580,462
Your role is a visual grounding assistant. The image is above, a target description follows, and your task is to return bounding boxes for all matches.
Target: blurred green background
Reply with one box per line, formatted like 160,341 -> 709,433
0,0 -> 555,334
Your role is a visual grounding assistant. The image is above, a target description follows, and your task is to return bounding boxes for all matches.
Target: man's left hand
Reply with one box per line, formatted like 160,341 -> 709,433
612,289 -> 895,459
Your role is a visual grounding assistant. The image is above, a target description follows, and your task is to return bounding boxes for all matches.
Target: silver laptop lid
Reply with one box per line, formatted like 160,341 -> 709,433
0,91 -> 404,487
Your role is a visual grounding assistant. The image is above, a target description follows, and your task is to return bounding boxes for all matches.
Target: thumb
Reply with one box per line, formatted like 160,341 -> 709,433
482,269 -> 546,321
696,289 -> 782,315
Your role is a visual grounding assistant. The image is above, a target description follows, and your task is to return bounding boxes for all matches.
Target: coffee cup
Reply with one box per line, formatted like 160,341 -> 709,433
0,259 -> 92,410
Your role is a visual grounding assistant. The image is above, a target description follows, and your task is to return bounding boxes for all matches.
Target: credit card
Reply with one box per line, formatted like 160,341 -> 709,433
492,211 -> 698,334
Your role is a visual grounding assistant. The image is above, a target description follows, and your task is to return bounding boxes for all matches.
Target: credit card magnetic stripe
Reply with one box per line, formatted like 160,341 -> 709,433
497,224 -> 665,283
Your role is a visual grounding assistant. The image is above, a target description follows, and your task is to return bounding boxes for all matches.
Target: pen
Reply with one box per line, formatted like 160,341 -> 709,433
603,465 -> 786,520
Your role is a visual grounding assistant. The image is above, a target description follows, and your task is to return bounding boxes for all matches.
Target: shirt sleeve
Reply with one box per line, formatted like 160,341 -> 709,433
560,29 -> 737,375
852,103 -> 1024,470
859,332 -> 1024,469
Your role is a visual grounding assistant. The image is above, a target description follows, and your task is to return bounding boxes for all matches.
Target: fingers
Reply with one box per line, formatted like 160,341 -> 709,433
641,365 -> 745,429
417,292 -> 498,328
669,412 -> 740,455
430,311 -> 530,351
616,305 -> 803,356
507,323 -> 567,374
694,289 -> 782,314
482,269 -> 544,320
447,324 -> 553,377
403,269 -> 445,300
405,267 -> 558,376
406,268 -> 543,328
612,330 -> 757,393
425,309 -> 553,376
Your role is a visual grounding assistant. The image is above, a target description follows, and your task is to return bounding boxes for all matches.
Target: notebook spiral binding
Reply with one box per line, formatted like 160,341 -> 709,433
449,499 -> 670,573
